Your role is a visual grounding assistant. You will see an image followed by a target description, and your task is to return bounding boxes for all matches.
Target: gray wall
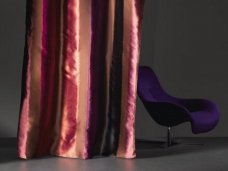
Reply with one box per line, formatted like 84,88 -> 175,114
0,0 -> 227,137
136,0 -> 228,138
0,0 -> 26,137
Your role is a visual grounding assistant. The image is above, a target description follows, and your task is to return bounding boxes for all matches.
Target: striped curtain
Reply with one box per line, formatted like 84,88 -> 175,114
17,0 -> 145,159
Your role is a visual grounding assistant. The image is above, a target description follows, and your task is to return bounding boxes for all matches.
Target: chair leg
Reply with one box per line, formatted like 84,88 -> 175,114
136,126 -> 205,149
166,126 -> 204,147
166,126 -> 179,147
167,126 -> 173,147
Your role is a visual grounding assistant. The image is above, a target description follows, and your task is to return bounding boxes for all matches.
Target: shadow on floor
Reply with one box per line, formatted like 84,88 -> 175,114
0,137 -> 227,163
0,138 -> 20,163
135,137 -> 228,158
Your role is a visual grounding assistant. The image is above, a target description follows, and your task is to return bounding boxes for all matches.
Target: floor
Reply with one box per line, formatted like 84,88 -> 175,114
0,138 -> 227,171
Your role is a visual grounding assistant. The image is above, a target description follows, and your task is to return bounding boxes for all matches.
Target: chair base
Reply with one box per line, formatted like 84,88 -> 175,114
161,126 -> 205,148
136,127 -> 205,148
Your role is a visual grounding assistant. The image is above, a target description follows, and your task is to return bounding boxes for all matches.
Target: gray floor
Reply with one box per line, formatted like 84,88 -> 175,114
0,138 -> 227,171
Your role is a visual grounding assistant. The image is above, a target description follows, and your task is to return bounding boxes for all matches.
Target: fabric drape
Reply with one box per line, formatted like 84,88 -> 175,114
17,0 -> 145,159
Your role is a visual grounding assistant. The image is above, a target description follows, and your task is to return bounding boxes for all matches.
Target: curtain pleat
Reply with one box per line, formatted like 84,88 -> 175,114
17,0 -> 145,159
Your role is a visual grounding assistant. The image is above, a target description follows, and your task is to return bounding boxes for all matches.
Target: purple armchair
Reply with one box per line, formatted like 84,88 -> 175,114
137,66 -> 220,146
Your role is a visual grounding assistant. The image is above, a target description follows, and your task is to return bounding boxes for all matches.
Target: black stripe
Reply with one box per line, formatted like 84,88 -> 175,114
101,0 -> 124,155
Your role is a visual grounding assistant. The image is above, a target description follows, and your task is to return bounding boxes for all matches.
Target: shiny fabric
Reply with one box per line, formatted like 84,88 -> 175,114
17,0 -> 145,159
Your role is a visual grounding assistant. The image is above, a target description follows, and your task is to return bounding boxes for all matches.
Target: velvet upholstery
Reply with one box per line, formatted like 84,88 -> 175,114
137,66 -> 220,134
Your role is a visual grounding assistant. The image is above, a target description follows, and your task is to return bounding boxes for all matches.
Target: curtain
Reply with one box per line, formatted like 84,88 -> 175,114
17,0 -> 145,159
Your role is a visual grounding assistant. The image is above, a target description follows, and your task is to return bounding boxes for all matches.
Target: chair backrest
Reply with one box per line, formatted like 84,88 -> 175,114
137,66 -> 168,102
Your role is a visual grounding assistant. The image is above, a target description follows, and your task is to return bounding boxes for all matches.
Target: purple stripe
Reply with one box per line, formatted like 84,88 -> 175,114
87,0 -> 109,157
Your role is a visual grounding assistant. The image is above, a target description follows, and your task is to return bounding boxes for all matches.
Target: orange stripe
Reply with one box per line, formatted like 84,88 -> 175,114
117,0 -> 132,158
75,0 -> 92,158
54,0 -> 80,157
117,0 -> 144,158
53,0 -> 92,159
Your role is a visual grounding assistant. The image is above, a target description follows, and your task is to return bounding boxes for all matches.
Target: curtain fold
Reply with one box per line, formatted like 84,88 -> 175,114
17,0 -> 145,159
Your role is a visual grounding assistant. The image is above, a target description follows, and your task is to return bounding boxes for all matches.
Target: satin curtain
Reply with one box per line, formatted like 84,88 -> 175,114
17,0 -> 145,159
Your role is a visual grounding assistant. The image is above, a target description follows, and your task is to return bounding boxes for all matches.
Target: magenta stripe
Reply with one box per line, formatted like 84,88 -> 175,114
35,0 -> 61,156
